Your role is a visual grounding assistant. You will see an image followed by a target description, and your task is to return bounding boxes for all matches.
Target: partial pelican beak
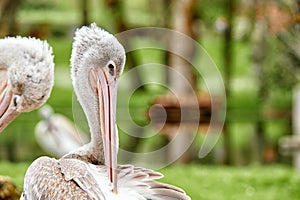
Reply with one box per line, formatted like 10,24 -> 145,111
89,67 -> 118,194
0,78 -> 20,132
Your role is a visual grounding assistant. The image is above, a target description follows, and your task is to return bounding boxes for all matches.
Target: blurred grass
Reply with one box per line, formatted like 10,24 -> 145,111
0,161 -> 30,189
1,161 -> 300,200
160,164 -> 300,200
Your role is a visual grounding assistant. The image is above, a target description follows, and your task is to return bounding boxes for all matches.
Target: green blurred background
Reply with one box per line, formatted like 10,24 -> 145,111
0,0 -> 300,199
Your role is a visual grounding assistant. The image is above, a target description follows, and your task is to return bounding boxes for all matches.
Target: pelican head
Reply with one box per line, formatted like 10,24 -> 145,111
71,23 -> 125,193
0,37 -> 54,132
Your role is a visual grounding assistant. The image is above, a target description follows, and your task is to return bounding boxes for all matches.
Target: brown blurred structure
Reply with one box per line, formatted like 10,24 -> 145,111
0,176 -> 21,200
149,92 -> 212,133
280,86 -> 300,169
0,0 -> 20,36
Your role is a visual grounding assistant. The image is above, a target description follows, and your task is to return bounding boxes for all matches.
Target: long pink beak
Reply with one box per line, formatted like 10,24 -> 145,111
89,67 -> 118,194
0,77 -> 20,132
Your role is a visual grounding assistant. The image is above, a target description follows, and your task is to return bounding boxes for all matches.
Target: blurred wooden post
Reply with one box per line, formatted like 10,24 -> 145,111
223,0 -> 235,165
293,87 -> 300,169
81,0 -> 89,26
280,86 -> 300,170
251,0 -> 268,164
167,0 -> 196,163
169,0 -> 197,89
0,0 -> 20,36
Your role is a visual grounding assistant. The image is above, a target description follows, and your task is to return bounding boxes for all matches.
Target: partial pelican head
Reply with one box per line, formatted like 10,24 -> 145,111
71,23 -> 125,193
0,37 -> 54,132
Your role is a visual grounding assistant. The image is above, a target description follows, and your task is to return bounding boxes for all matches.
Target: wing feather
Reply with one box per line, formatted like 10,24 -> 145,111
117,165 -> 191,200
22,156 -> 105,200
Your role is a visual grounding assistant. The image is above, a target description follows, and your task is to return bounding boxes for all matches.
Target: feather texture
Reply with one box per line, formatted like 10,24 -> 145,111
0,37 -> 54,112
21,157 -> 190,200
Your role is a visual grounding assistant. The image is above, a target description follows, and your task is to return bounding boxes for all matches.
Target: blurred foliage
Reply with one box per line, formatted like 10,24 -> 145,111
20,0 -> 58,10
0,0 -> 298,166
263,36 -> 297,91
0,162 -> 30,189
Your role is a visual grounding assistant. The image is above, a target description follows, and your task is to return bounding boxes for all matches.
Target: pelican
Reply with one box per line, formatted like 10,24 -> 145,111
21,23 -> 190,200
0,37 -> 54,132
35,104 -> 88,157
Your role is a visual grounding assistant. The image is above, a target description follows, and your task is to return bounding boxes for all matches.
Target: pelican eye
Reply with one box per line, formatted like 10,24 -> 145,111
13,94 -> 21,107
108,63 -> 114,69
108,63 -> 115,76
